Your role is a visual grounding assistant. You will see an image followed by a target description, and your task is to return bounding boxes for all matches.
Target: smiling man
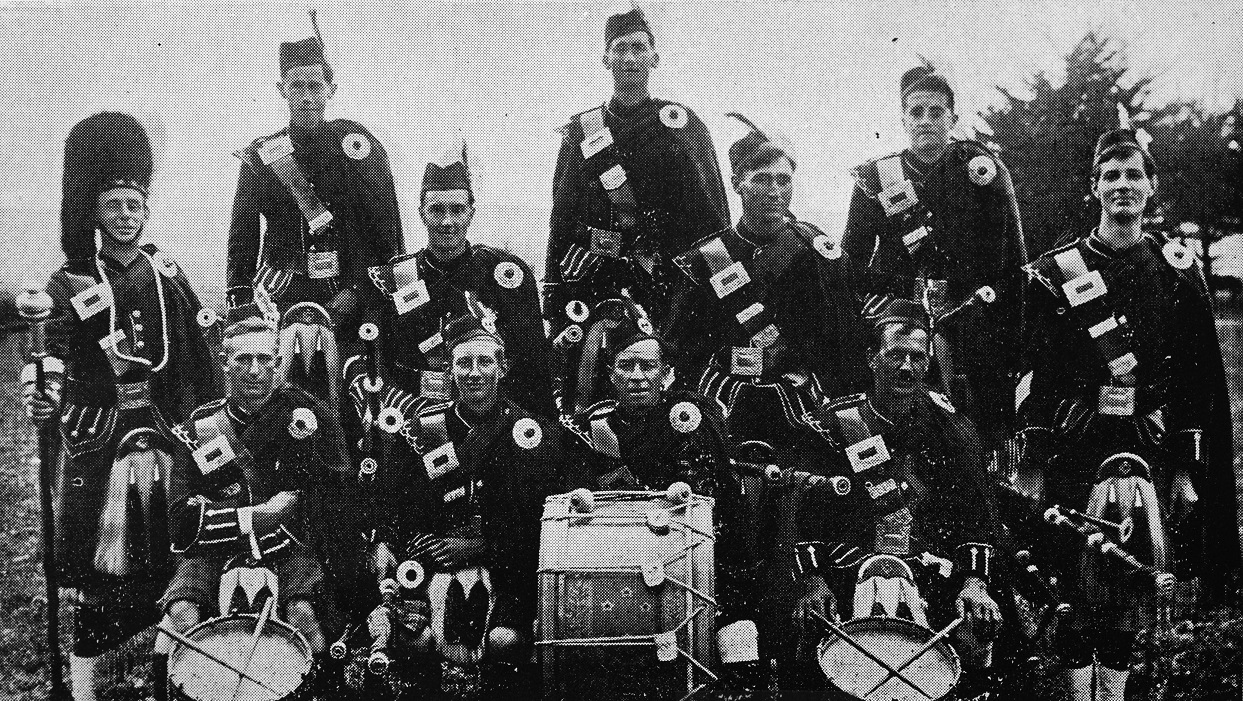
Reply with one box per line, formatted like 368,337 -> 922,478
346,146 -> 551,420
1016,129 -> 1240,701
842,65 -> 1027,456
544,6 -> 730,415
21,113 -> 221,701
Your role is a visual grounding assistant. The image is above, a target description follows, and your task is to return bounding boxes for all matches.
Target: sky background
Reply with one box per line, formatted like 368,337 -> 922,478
1,0 -> 1241,298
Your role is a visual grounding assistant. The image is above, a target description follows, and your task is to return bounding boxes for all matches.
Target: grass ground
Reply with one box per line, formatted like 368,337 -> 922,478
3,300 -> 1243,700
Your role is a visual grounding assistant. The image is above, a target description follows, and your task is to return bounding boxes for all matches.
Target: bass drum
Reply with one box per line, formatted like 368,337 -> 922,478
167,614 -> 313,701
818,616 -> 960,701
538,490 -> 716,700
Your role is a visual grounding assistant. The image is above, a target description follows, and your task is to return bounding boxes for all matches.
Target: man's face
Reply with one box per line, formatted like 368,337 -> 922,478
452,338 -> 505,411
279,64 -> 335,129
225,331 -> 280,404
870,325 -> 930,400
96,187 -> 148,245
420,189 -> 473,259
902,90 -> 956,154
734,157 -> 794,228
1092,151 -> 1155,223
610,338 -> 666,411
603,31 -> 658,90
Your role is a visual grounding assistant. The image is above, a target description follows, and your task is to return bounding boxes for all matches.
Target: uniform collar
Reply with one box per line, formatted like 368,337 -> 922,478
98,243 -> 143,270
422,243 -> 473,276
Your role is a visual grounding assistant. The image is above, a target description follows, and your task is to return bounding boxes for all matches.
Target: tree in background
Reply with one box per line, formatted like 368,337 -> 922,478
983,32 -> 1242,270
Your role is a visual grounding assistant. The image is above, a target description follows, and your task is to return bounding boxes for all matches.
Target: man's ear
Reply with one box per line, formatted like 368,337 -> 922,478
277,80 -> 288,101
731,173 -> 744,195
326,82 -> 337,100
650,51 -> 660,69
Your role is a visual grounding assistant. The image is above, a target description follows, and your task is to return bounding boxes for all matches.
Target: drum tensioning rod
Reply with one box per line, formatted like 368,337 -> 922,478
860,615 -> 964,698
155,623 -> 284,694
806,610 -> 935,700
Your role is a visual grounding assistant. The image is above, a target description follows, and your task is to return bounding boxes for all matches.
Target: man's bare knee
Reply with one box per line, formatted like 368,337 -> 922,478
488,627 -> 522,659
285,599 -> 324,653
155,600 -> 202,655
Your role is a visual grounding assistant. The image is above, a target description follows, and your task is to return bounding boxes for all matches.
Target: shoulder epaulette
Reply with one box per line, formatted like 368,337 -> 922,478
850,154 -> 899,198
386,251 -> 418,267
927,390 -> 957,414
582,399 -> 618,420
950,139 -> 995,158
823,392 -> 868,411
674,228 -> 731,281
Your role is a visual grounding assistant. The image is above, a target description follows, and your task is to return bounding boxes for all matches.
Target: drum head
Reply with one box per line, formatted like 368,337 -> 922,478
168,614 -> 311,701
817,617 -> 960,701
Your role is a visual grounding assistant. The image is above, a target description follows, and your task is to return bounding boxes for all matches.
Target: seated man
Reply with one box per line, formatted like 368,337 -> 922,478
562,313 -> 764,699
153,311 -> 352,699
792,300 -> 1001,697
357,315 -> 561,699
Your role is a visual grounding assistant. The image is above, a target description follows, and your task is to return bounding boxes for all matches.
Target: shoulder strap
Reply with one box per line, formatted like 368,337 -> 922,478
873,155 -> 935,256
578,106 -> 640,230
1049,243 -> 1139,395
252,133 -> 335,241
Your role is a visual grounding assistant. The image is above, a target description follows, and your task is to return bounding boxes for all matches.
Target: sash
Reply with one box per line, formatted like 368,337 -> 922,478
1050,245 -> 1139,416
370,255 -> 431,316
693,234 -> 786,378
834,401 -> 911,553
579,107 -> 640,232
419,412 -> 460,482
253,133 -> 339,279
874,155 -> 934,256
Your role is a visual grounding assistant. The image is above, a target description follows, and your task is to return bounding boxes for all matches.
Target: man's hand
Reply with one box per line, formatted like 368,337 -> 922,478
253,490 -> 300,517
956,577 -> 1001,640
327,287 -> 360,328
795,574 -> 838,624
430,537 -> 487,570
21,361 -> 61,421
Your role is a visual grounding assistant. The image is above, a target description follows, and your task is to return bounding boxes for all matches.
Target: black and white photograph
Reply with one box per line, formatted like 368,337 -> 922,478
1,1 -> 1242,699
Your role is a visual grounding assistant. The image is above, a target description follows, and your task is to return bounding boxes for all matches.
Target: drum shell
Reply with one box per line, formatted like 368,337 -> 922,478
537,491 -> 716,699
817,616 -> 960,701
167,614 -> 313,701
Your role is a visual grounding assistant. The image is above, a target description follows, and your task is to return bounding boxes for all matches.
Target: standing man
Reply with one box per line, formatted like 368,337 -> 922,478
357,315 -> 562,698
842,65 -> 1026,453
350,145 -> 552,418
1015,130 -> 1240,701
545,5 -> 730,414
793,300 -> 1001,697
156,312 -> 352,700
21,112 -> 221,701
563,314 -> 764,699
661,117 -> 869,680
227,26 -> 403,403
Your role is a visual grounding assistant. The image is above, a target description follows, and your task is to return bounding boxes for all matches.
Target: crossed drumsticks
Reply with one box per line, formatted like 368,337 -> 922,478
807,609 -> 964,700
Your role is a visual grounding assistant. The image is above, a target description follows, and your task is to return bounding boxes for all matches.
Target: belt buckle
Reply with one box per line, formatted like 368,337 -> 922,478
116,380 -> 151,411
731,347 -> 763,377
588,226 -> 622,259
307,250 -> 340,279
1098,385 -> 1136,416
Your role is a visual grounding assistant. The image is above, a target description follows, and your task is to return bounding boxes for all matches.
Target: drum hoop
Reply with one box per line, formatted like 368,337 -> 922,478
168,613 -> 314,681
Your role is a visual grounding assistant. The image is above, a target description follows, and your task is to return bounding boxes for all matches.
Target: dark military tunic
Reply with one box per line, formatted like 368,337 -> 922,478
163,387 -> 352,628
353,244 -> 553,416
843,141 -> 1026,443
545,98 -> 729,412
663,219 -> 869,448
362,398 -> 561,630
1019,231 -> 1240,599
228,120 -> 404,328
44,244 -> 221,654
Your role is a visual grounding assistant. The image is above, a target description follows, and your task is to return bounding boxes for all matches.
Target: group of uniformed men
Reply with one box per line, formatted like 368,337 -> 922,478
20,7 -> 1241,701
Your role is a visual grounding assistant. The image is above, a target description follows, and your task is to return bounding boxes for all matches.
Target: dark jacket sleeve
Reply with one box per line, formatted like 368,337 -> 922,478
675,111 -> 730,237
499,257 -> 555,417
227,159 -> 263,290
345,129 -> 405,293
546,127 -> 583,292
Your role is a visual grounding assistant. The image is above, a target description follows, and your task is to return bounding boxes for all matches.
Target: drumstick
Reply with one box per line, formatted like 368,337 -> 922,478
230,594 -> 277,701
806,610 -> 934,700
154,623 -> 283,694
860,616 -> 964,698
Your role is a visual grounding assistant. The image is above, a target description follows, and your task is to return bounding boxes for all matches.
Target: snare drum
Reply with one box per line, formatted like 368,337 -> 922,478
537,490 -> 716,700
167,614 -> 312,701
817,616 -> 960,701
